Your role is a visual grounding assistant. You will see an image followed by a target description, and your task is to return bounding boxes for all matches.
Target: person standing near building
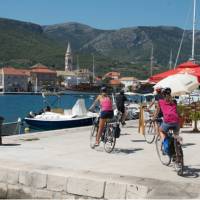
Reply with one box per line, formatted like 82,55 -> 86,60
116,90 -> 128,125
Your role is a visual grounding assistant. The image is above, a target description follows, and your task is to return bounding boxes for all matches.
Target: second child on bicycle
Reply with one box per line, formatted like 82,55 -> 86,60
153,87 -> 180,154
89,86 -> 114,146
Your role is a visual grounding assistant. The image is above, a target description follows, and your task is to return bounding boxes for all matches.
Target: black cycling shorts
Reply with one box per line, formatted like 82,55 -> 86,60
100,110 -> 114,119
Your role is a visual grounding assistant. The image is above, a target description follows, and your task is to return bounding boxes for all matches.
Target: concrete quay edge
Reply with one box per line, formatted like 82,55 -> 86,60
1,121 -> 200,199
0,161 -> 200,199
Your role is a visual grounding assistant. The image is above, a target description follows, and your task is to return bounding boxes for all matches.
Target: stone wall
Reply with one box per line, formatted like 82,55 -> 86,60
0,166 -> 149,199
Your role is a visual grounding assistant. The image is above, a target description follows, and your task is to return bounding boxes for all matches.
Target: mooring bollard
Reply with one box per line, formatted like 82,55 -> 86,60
0,116 -> 4,145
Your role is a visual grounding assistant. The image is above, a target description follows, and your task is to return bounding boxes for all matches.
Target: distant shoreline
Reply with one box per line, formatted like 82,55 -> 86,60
0,91 -> 98,95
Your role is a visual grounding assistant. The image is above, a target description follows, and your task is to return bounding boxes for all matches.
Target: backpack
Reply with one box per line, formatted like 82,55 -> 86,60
113,123 -> 121,138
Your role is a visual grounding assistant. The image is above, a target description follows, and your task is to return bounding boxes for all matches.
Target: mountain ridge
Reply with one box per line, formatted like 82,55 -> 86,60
0,17 -> 199,79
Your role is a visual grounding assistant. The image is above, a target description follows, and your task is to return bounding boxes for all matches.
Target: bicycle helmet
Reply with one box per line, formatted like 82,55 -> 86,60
162,87 -> 171,96
120,90 -> 124,95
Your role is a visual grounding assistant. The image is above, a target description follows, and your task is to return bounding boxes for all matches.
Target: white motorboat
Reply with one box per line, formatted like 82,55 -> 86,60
24,99 -> 98,130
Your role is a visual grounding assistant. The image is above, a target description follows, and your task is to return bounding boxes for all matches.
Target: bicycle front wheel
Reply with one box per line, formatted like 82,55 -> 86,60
144,120 -> 156,144
90,123 -> 98,149
155,135 -> 171,166
104,125 -> 116,153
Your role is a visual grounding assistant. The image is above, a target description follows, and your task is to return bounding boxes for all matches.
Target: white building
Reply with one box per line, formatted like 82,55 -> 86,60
120,77 -> 138,89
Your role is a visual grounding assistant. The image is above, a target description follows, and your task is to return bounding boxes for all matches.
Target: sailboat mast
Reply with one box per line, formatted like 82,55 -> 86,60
191,0 -> 196,61
92,55 -> 95,84
169,49 -> 173,70
150,45 -> 154,77
76,55 -> 79,85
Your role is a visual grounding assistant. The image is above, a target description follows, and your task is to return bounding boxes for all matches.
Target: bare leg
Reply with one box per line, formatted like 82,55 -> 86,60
96,118 -> 106,144
154,122 -> 160,136
121,112 -> 126,124
159,127 -> 166,141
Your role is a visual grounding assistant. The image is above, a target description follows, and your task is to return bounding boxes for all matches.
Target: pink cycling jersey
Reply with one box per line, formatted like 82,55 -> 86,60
158,99 -> 179,123
100,96 -> 112,111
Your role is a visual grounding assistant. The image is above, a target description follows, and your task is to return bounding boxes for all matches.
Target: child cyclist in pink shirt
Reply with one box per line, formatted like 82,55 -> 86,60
154,87 -> 179,153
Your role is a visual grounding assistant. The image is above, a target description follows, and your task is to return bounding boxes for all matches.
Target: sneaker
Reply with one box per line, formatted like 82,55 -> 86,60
94,142 -> 100,147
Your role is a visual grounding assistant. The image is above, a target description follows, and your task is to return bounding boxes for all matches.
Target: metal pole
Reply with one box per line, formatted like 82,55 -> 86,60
169,49 -> 173,70
76,55 -> 79,85
92,55 -> 95,84
150,45 -> 154,77
0,116 -> 4,145
192,0 -> 196,61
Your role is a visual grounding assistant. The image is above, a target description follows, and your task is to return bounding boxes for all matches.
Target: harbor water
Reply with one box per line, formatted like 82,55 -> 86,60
0,93 -> 97,123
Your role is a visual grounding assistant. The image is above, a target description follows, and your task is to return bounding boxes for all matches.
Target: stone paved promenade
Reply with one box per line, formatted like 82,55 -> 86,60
0,120 -> 200,199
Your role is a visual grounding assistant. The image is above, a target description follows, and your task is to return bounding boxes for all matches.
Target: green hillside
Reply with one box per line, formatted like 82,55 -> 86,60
0,18 -> 200,79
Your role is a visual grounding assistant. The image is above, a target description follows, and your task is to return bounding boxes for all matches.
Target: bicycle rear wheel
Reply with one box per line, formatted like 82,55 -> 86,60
90,122 -> 98,149
155,135 -> 171,166
104,125 -> 116,153
144,120 -> 156,144
174,142 -> 184,176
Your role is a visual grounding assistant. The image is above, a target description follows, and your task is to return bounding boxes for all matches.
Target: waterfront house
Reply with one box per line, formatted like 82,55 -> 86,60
57,68 -> 91,88
120,77 -> 139,90
57,70 -> 77,87
103,71 -> 120,80
0,67 -> 29,92
30,63 -> 57,92
74,68 -> 91,84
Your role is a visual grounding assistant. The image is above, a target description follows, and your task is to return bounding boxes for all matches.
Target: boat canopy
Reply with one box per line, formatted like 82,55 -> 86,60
72,99 -> 87,116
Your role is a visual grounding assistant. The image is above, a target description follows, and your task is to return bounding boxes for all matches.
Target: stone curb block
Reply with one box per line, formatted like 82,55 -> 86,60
67,177 -> 105,198
0,182 -> 7,198
19,170 -> 33,186
32,172 -> 47,189
34,189 -> 53,199
47,174 -> 67,192
0,168 -> 7,182
7,169 -> 19,184
126,183 -> 149,198
105,182 -> 126,199
52,191 -> 76,199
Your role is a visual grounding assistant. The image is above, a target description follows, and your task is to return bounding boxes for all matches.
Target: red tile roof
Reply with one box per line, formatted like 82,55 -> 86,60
2,67 -> 29,76
104,71 -> 120,78
30,63 -> 56,74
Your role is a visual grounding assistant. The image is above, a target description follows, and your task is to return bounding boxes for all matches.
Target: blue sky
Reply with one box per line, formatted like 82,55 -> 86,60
0,0 -> 199,30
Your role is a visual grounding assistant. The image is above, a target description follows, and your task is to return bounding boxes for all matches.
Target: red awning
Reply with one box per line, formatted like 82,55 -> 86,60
149,61 -> 200,83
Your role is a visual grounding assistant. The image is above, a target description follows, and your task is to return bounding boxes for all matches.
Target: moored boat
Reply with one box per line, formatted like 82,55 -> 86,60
24,99 -> 97,130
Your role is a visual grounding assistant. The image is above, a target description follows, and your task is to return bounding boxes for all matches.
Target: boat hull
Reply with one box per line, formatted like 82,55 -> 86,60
24,117 -> 95,130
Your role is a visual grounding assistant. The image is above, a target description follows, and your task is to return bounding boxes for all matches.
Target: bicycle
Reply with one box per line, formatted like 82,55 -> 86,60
90,111 -> 122,153
144,111 -> 162,144
155,129 -> 184,176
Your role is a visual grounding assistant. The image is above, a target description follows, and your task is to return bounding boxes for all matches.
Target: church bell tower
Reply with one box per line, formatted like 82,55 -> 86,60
65,42 -> 73,71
